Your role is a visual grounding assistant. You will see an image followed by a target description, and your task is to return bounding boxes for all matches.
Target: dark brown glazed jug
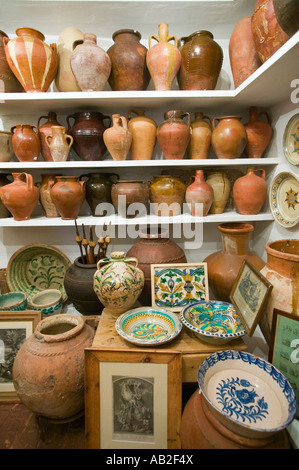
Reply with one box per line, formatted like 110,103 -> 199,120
79,172 -> 119,216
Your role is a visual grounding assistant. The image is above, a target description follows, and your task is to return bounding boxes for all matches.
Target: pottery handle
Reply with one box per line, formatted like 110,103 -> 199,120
258,111 -> 271,125
24,173 -> 34,192
125,256 -> 139,267
167,35 -> 178,47
72,39 -> 83,50
211,118 -> 219,130
181,112 -> 191,128
102,114 -> 112,129
45,134 -> 52,147
96,258 -> 111,269
66,114 -> 75,130
148,34 -> 159,48
2,36 -> 9,47
203,115 -> 212,126
120,116 -> 128,129
37,115 -> 50,128
66,134 -> 73,148
10,126 -> 17,135
128,109 -> 143,120
253,168 -> 266,180
79,180 -> 86,193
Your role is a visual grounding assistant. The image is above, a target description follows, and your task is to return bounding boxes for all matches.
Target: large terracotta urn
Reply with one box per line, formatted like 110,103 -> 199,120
233,168 -> 267,215
38,112 -> 63,162
127,109 -> 157,160
126,226 -> 187,305
0,30 -> 24,92
211,116 -> 247,159
157,110 -> 191,160
111,179 -> 149,218
206,171 -> 231,214
186,170 -> 214,217
12,314 -> 94,420
260,239 -> 299,344
79,172 -> 119,217
244,107 -> 273,158
204,223 -> 265,302
273,0 -> 299,37
50,175 -> 86,220
38,174 -> 59,218
149,174 -> 186,216
0,172 -> 39,221
3,27 -> 58,92
0,173 -> 12,218
55,26 -> 84,92
11,124 -> 41,162
103,114 -> 132,161
187,112 -> 212,159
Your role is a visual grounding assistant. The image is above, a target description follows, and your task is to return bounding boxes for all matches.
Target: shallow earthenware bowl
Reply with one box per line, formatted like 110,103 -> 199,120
28,289 -> 63,316
0,291 -> 27,310
198,350 -> 297,439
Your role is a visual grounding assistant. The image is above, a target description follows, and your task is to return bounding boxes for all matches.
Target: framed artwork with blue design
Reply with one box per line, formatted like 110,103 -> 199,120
150,262 -> 209,312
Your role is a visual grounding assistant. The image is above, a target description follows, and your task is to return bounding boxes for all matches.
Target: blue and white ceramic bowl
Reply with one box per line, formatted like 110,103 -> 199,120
0,291 -> 27,311
198,350 -> 297,438
180,300 -> 246,345
29,289 -> 62,316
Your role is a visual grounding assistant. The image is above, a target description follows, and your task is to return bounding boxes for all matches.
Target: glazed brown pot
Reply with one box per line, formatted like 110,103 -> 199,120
107,29 -> 150,91
273,0 -> 299,36
186,170 -> 214,217
38,174 -> 59,218
0,30 -> 24,92
206,171 -> 231,214
203,223 -> 265,302
187,112 -> 212,159
127,109 -> 157,160
244,107 -> 273,158
103,114 -> 132,161
0,172 -> 39,221
111,179 -> 149,218
0,173 -> 12,218
157,110 -> 191,160
50,175 -> 86,220
12,314 -> 95,420
38,112 -> 63,162
178,30 -> 223,90
11,124 -> 41,162
149,174 -> 186,216
211,116 -> 247,159
79,172 -> 119,217
229,16 -> 262,88
233,168 -> 267,215
126,226 -> 187,305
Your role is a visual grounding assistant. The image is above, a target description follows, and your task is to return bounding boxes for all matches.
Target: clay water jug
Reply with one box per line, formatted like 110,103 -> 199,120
157,110 -> 191,160
233,168 -> 267,215
229,16 -> 262,88
55,27 -> 84,92
79,172 -> 119,216
50,175 -> 86,220
0,131 -> 13,162
107,29 -> 150,91
70,33 -> 111,91
211,116 -> 247,159
273,0 -> 299,37
0,173 -> 12,218
186,170 -> 214,217
111,179 -> 149,218
179,30 -> 223,90
127,109 -> 157,160
149,174 -> 186,216
0,172 -> 39,221
188,112 -> 212,159
244,107 -> 273,158
103,114 -> 132,161
206,171 -> 231,214
146,23 -> 181,91
38,112 -> 63,162
0,30 -> 24,92
3,27 -> 58,92
11,125 -> 41,162
38,174 -> 59,218
46,125 -> 73,162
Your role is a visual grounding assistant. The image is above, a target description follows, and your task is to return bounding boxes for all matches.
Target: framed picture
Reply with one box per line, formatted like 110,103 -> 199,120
0,310 -> 41,402
269,309 -> 299,419
150,262 -> 209,312
230,259 -> 273,337
85,348 -> 182,449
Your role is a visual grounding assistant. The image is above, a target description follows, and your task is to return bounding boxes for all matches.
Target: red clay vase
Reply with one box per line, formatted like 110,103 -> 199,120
111,179 -> 149,218
233,167 -> 267,215
157,110 -> 191,160
244,107 -> 273,158
186,170 -> 214,216
38,112 -> 62,162
50,175 -> 86,220
11,124 -> 41,162
0,172 -> 39,221
211,116 -> 247,159
103,114 -> 132,161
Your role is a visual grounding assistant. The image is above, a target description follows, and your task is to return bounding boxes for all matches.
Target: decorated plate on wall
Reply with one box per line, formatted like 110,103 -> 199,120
269,172 -> 299,228
283,113 -> 299,166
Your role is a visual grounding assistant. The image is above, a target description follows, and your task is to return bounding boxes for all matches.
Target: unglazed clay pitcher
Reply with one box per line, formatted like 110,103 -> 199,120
79,172 -> 119,217
94,251 -> 144,314
211,116 -> 247,159
146,23 -> 181,91
38,112 -> 63,162
206,171 -> 231,214
244,107 -> 273,158
233,168 -> 267,215
157,110 -> 191,160
127,109 -> 157,160
11,125 -> 41,162
0,30 -> 24,92
186,170 -> 214,216
188,112 -> 212,159
46,126 -> 73,162
38,174 -> 59,218
55,27 -> 84,92
50,175 -> 86,220
103,114 -> 132,161
149,174 -> 186,216
0,172 -> 39,221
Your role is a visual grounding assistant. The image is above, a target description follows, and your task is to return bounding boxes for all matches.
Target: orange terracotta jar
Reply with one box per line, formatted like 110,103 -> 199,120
127,109 -> 157,160
188,112 -> 212,159
244,107 -> 273,158
50,175 -> 86,220
233,168 -> 267,215
186,170 -> 214,216
157,110 -> 191,160
0,172 -> 39,221
211,116 -> 247,159
11,124 -> 41,162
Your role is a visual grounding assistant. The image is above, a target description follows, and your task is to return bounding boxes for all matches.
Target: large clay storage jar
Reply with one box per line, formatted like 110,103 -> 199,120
70,33 -> 111,91
251,0 -> 290,63
50,176 -> 86,220
273,0 -> 299,37
188,112 -> 212,159
0,173 -> 12,218
0,30 -> 24,92
111,179 -> 149,218
103,114 -> 132,161
206,171 -> 231,214
79,172 -> 119,217
0,131 -> 13,162
244,107 -> 273,158
107,29 -> 150,91
146,22 -> 181,91
179,30 -> 223,90
64,257 -> 103,315
94,251 -> 145,314
149,174 -> 186,216
12,314 -> 94,420
3,27 -> 58,93
67,111 -> 111,161
55,27 -> 84,92
260,239 -> 299,345
233,168 -> 267,215
11,124 -> 41,162
126,226 -> 187,305
46,126 -> 73,162
127,109 -> 157,160
0,172 -> 39,221
38,174 -> 59,218
204,223 -> 265,302
186,170 -> 214,217
38,112 -> 62,162
157,110 -> 191,160
211,116 -> 247,159
229,16 -> 262,88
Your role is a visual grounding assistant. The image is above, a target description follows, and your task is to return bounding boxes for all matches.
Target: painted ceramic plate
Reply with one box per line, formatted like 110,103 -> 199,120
269,172 -> 299,228
283,113 -> 299,166
180,300 -> 246,345
198,350 -> 297,437
115,307 -> 182,346
6,244 -> 71,302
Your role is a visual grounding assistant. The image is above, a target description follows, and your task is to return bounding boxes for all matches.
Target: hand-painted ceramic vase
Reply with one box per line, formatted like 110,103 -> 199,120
103,114 -> 132,161
186,170 -> 214,216
94,251 -> 145,314
55,26 -> 84,92
0,172 -> 39,221
273,0 -> 299,37
244,107 -> 273,158
127,109 -> 157,160
233,168 -> 267,215
111,179 -> 149,218
157,110 -> 191,160
211,116 -> 247,159
3,27 -> 58,92
149,174 -> 186,216
38,174 -> 59,218
38,112 -> 63,162
0,30 -> 24,92
11,124 -> 41,162
206,171 -> 231,214
188,112 -> 212,159
146,23 -> 181,91
46,125 -> 73,162
50,175 -> 86,220
79,172 -> 119,217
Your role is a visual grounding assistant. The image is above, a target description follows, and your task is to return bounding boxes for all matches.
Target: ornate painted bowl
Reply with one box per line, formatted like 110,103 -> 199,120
180,300 -> 246,344
0,291 -> 27,311
115,307 -> 182,346
28,289 -> 63,316
198,350 -> 297,439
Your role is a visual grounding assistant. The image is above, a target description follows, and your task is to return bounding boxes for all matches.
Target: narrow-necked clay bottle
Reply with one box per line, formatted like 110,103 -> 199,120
46,126 -> 73,162
244,107 -> 273,158
188,112 -> 212,159
0,172 -> 39,220
127,109 -> 157,160
186,170 -> 214,216
103,114 -> 132,161
157,110 -> 191,160
233,167 -> 267,214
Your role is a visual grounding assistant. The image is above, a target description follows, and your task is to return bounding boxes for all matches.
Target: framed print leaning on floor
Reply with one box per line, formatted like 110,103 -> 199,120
85,348 -> 182,449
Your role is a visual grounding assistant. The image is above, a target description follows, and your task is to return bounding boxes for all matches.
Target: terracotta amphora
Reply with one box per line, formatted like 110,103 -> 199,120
206,171 -> 231,214
233,168 -> 267,215
0,172 -> 39,221
0,131 -> 13,162
149,174 -> 186,216
229,16 -> 262,88
146,23 -> 181,91
3,27 -> 58,92
50,175 -> 86,220
186,170 -> 214,217
127,109 -> 157,160
188,112 -> 212,159
46,126 -> 73,162
0,173 -> 12,218
111,179 -> 149,218
244,107 -> 273,158
0,30 -> 24,92
103,114 -> 132,161
38,112 -> 63,162
70,33 -> 111,91
11,125 -> 41,162
273,0 -> 299,37
157,110 -> 191,160
211,116 -> 247,159
38,174 -> 59,218
79,172 -> 119,217
55,27 -> 84,92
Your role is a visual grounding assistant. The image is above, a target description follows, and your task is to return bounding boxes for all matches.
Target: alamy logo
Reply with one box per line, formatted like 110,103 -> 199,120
290,79 -> 299,104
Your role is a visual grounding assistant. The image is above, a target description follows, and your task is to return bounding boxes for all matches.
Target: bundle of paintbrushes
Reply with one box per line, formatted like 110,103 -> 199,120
74,221 -> 111,264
